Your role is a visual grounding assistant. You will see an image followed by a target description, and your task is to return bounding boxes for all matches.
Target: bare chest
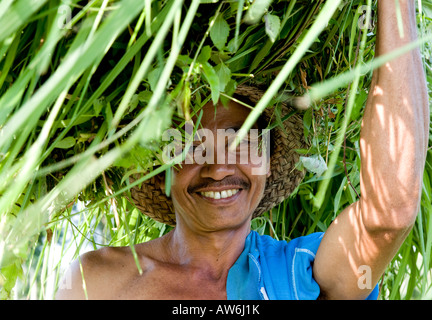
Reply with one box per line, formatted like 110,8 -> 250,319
104,265 -> 228,300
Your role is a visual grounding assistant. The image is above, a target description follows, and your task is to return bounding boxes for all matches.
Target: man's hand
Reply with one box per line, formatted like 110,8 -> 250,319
313,0 -> 429,299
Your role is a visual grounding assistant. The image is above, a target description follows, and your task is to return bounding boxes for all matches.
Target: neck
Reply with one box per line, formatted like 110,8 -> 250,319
166,221 -> 251,280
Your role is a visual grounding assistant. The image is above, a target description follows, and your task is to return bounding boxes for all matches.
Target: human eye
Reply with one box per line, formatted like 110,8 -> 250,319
225,133 -> 248,154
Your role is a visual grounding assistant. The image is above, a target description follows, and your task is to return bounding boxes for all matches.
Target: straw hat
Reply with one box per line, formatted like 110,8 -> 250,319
130,85 -> 308,226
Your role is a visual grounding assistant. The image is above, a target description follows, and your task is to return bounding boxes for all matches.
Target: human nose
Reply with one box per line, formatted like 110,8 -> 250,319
199,136 -> 235,180
199,163 -> 236,181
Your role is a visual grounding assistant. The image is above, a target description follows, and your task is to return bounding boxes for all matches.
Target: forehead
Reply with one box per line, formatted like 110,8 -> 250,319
197,100 -> 252,129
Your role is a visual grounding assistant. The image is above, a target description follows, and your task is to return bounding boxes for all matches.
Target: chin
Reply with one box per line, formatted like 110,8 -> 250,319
194,208 -> 254,232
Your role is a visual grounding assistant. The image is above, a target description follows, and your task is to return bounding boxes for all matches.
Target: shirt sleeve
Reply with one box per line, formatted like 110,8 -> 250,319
228,231 -> 380,300
254,231 -> 324,299
289,232 -> 324,300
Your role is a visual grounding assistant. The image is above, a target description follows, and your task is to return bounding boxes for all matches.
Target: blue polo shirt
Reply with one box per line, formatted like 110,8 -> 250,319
226,231 -> 379,300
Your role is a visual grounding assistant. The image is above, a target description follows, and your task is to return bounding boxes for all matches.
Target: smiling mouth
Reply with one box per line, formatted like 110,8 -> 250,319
199,189 -> 240,200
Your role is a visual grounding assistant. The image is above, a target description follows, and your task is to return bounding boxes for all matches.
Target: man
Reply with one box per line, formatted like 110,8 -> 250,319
56,0 -> 428,300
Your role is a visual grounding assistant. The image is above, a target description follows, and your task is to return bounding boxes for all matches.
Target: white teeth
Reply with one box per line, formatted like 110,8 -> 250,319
200,189 -> 239,199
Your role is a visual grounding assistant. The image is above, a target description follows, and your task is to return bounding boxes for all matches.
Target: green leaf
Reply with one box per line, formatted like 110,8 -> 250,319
243,0 -> 272,24
0,0 -> 48,43
214,62 -> 231,92
264,13 -> 281,43
148,66 -> 164,92
114,144 -> 153,170
210,14 -> 230,51
201,62 -> 220,104
300,154 -> 328,177
164,167 -> 172,197
138,90 -> 152,103
128,94 -> 140,113
197,45 -> 212,64
303,108 -> 313,139
423,1 -> 432,18
249,38 -> 273,73
351,89 -> 367,121
334,176 -> 347,216
0,260 -> 24,300
93,98 -> 104,117
138,100 -> 173,147
55,136 -> 76,149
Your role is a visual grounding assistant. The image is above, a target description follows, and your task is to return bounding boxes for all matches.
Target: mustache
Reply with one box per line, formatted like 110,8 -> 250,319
187,177 -> 250,194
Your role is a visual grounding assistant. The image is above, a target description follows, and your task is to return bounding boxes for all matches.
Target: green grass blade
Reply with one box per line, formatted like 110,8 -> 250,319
237,0 -> 343,143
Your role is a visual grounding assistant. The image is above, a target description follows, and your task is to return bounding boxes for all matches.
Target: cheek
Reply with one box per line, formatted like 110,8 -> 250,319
169,174 -> 191,216
239,165 -> 267,197
243,174 -> 267,216
254,175 -> 267,198
170,165 -> 197,200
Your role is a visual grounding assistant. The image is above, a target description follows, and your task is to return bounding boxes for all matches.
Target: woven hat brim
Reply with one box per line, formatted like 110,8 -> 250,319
130,85 -> 307,226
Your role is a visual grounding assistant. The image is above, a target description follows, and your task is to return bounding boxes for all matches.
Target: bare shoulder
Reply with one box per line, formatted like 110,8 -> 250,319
55,243 -> 154,300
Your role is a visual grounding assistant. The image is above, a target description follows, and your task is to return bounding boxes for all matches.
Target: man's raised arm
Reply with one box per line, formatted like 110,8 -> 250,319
313,0 -> 429,299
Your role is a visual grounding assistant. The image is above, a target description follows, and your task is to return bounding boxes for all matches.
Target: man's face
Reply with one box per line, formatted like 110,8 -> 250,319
169,100 -> 269,232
